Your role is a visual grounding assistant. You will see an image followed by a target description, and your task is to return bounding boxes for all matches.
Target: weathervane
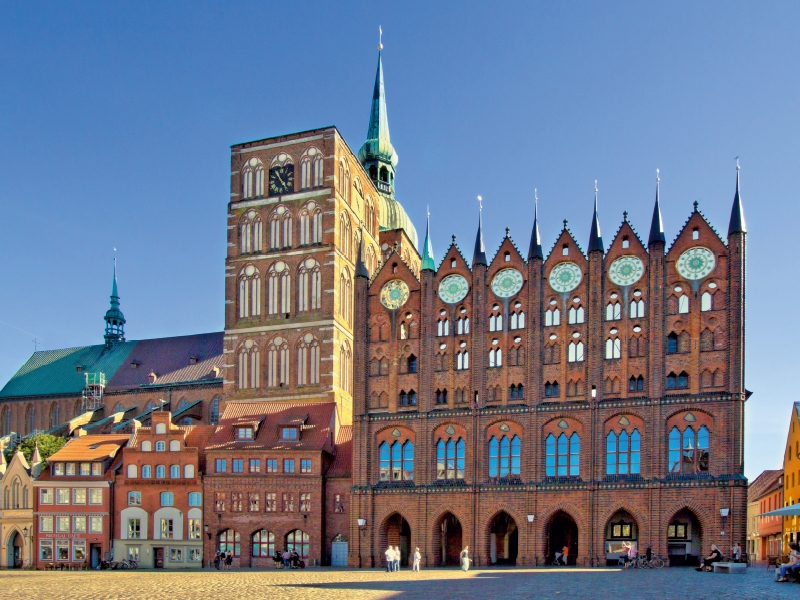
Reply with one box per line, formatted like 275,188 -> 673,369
735,155 -> 740,171
478,195 -> 482,211
378,25 -> 383,50
656,168 -> 660,183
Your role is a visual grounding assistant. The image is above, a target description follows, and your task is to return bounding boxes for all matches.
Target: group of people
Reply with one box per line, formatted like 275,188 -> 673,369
777,542 -> 800,582
213,550 -> 234,570
695,543 -> 744,572
384,545 -> 471,572
276,549 -> 303,569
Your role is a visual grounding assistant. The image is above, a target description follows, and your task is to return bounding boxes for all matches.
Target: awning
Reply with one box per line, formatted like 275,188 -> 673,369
761,505 -> 800,517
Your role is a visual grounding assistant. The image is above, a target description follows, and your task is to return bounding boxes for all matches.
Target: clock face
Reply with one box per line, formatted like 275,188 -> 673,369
438,274 -> 469,304
491,268 -> 524,298
676,247 -> 715,281
549,262 -> 582,293
380,279 -> 410,310
608,256 -> 645,287
269,165 -> 294,196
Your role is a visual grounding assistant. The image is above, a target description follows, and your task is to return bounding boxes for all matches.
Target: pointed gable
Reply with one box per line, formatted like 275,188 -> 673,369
487,232 -> 527,300
544,224 -> 588,298
666,204 -> 728,288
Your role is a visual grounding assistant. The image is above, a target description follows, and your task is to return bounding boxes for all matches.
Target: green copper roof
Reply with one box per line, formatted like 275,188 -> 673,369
421,213 -> 435,271
358,52 -> 398,168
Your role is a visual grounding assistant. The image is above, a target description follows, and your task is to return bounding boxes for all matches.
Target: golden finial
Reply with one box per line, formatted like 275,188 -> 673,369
656,168 -> 660,183
478,195 -> 483,211
378,25 -> 383,50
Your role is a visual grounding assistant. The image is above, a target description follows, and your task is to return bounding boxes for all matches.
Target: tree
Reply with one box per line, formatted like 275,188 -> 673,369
4,433 -> 68,464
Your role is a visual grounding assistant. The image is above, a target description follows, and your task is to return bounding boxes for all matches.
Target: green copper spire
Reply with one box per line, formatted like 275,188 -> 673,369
420,210 -> 436,271
104,260 -> 126,348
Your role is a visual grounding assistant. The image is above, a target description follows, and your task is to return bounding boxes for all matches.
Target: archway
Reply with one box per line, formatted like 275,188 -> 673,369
434,512 -> 462,566
604,510 -> 638,566
7,530 -> 23,568
667,508 -> 702,566
546,511 -> 578,565
380,513 -> 411,567
488,511 -> 518,565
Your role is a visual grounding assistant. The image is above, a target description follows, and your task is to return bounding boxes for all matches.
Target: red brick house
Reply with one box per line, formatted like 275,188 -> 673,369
33,434 -> 128,568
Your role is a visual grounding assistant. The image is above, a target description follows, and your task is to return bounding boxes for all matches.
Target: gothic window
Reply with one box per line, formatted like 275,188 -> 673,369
543,343 -> 560,365
437,318 -> 450,336
338,160 -> 351,201
489,312 -> 503,332
545,431 -> 580,477
604,377 -> 620,394
544,381 -> 560,397
407,354 -> 418,373
366,245 -> 376,275
297,335 -> 320,386
25,403 -> 35,434
701,369 -> 723,388
241,158 -> 264,199
545,307 -> 560,326
667,333 -> 678,354
379,440 -> 414,481
508,345 -> 524,366
266,338 -> 289,388
238,266 -> 261,319
238,343 -> 260,389
569,305 -> 585,324
240,214 -> 262,254
666,371 -> 689,390
630,299 -> 645,318
339,268 -> 352,323
509,384 -> 524,400
436,436 -> 465,480
297,259 -> 321,312
669,425 -> 710,473
398,389 -> 417,407
209,397 -> 220,425
340,214 -> 352,261
607,429 -> 641,475
340,342 -> 352,394
566,380 -> 584,397
486,385 -> 501,402
629,336 -> 647,358
678,295 -> 689,314
1,406 -> 10,436
456,351 -> 469,370
457,316 -> 470,334
436,389 -> 448,405
628,375 -> 644,392
678,331 -> 690,353
606,302 -> 621,321
49,402 -> 60,429
267,262 -> 291,315
605,337 -> 621,360
454,388 -> 466,404
488,348 -> 502,368
488,434 -> 521,477
567,341 -> 584,363
510,311 -> 525,329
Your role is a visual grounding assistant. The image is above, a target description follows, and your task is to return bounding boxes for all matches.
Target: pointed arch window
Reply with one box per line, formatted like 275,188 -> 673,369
398,389 -> 417,406
669,425 -> 710,473
544,381 -> 560,397
567,341 -> 584,363
568,305 -> 585,324
607,429 -> 641,475
298,259 -> 321,312
49,402 -> 60,429
238,266 -> 261,319
488,434 -> 521,477
545,432 -> 580,477
209,397 -> 220,425
1,406 -> 11,436
678,295 -> 689,314
630,299 -> 645,318
297,335 -> 320,386
510,311 -> 525,329
509,383 -> 524,399
606,302 -> 621,321
605,337 -> 621,359
340,342 -> 352,394
238,344 -> 260,390
457,316 -> 470,334
488,348 -> 502,368
266,338 -> 289,388
436,436 -> 465,480
378,440 -> 414,481
456,350 -> 469,370
545,307 -> 560,326
267,262 -> 291,315
628,375 -> 644,392
666,371 -> 689,390
489,313 -> 503,332
340,214 -> 352,261
339,268 -> 353,323
435,388 -> 448,404
437,318 -> 449,336
25,404 -> 35,434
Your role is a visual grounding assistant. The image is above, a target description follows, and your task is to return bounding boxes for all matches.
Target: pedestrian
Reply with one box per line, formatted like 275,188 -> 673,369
412,547 -> 421,572
225,550 -> 233,570
393,546 -> 400,572
732,543 -> 741,563
695,544 -> 723,572
283,549 -> 291,569
561,545 -> 569,566
621,541 -> 632,568
385,546 -> 394,572
460,546 -> 470,572
214,551 -> 221,570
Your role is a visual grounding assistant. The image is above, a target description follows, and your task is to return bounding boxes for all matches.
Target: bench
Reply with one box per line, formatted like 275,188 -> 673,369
713,562 -> 746,574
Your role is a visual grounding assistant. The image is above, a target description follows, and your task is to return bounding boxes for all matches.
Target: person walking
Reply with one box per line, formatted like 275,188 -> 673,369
412,547 -> 421,572
460,546 -> 471,572
393,546 -> 401,572
385,546 -> 394,572
225,550 -> 233,570
213,551 -> 221,570
282,549 -> 291,569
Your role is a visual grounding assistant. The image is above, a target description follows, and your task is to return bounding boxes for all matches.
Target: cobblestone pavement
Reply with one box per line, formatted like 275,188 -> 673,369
1,566 -> 792,599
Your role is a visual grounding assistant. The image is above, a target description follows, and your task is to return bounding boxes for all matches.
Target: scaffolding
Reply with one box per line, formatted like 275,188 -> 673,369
81,372 -> 106,412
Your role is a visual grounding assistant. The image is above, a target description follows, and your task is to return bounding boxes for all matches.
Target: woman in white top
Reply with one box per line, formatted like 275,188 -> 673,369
412,547 -> 421,572
460,546 -> 471,571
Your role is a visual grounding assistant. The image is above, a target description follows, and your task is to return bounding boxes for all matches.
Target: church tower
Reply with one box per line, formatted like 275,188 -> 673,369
104,261 -> 126,348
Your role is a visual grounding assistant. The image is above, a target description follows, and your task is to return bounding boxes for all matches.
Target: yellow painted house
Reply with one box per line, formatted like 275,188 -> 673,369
782,402 -> 800,547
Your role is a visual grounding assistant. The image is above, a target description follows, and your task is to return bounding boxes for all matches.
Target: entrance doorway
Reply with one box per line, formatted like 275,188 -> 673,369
154,547 -> 165,568
604,510 -> 638,566
7,531 -> 23,568
435,512 -> 462,566
488,512 -> 518,565
90,544 -> 102,569
546,511 -> 578,565
667,509 -> 702,566
381,514 -> 411,567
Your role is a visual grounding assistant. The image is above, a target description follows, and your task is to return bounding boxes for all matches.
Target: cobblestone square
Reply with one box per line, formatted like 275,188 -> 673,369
0,566 -> 792,600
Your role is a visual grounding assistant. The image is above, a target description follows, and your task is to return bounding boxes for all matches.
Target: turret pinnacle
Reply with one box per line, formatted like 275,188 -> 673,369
355,231 -> 370,279
649,170 -> 666,245
473,199 -> 487,267
31,443 -> 43,477
527,192 -> 543,261
728,163 -> 746,236
421,211 -> 436,271
104,260 -> 126,348
588,183 -> 604,254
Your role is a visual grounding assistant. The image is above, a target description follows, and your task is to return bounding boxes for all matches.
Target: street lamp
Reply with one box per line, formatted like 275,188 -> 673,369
720,508 -> 730,536
357,518 -> 367,569
526,515 -> 535,566
22,527 -> 29,568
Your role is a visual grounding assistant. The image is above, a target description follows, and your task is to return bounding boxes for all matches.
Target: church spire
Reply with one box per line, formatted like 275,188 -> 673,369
473,197 -> 487,267
728,160 -> 746,236
649,169 -> 666,245
588,182 -> 604,254
527,190 -> 543,261
104,260 -> 126,348
421,209 -> 436,271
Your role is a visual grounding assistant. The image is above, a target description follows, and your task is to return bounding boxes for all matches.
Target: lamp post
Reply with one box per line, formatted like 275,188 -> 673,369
720,508 -> 729,536
526,515 -> 535,566
22,526 -> 29,568
357,519 -> 367,569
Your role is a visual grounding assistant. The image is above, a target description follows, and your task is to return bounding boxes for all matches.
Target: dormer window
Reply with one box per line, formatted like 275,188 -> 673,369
281,427 -> 298,441
130,360 -> 140,369
53,463 -> 65,476
190,355 -> 199,365
236,427 -> 254,440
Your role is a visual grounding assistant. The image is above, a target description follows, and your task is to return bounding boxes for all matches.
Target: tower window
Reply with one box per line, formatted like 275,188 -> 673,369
562,244 -> 569,256
692,228 -> 699,240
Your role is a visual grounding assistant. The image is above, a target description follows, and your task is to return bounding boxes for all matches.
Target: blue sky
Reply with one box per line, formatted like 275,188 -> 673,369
1,2 -> 797,479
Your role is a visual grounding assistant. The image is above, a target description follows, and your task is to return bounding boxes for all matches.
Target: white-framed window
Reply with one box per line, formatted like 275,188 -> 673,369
510,311 -> 525,329
89,489 -> 102,504
606,303 -> 621,321
161,518 -> 174,539
170,465 -> 180,478
456,351 -> 469,370
127,464 -> 138,478
39,540 -> 53,561
72,488 -> 86,504
40,488 -> 53,504
56,539 -> 69,561
56,488 -> 69,504
568,306 -> 585,324
545,308 -> 560,326
40,515 -> 54,532
156,441 -> 166,452
605,338 -> 621,359
128,518 -> 141,539
128,491 -> 142,506
73,516 -> 87,533
184,464 -> 195,478
56,516 -> 70,532
161,492 -> 174,506
488,348 -> 502,368
567,341 -> 584,363
630,299 -> 645,318
189,548 -> 202,562
678,295 -> 689,314
141,441 -> 152,452
189,492 -> 202,506
89,517 -> 103,533
156,465 -> 166,479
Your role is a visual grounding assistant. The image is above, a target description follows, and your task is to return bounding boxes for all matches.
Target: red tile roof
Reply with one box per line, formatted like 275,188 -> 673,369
748,469 -> 784,502
47,434 -> 130,462
106,332 -> 223,390
206,401 -> 336,453
326,425 -> 352,478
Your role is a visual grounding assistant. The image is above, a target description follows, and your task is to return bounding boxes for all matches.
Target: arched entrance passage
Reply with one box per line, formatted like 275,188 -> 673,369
604,510 -> 638,566
487,512 -> 518,565
546,511 -> 578,565
434,512 -> 462,566
7,530 -> 23,568
667,509 -> 702,566
380,513 -> 411,567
